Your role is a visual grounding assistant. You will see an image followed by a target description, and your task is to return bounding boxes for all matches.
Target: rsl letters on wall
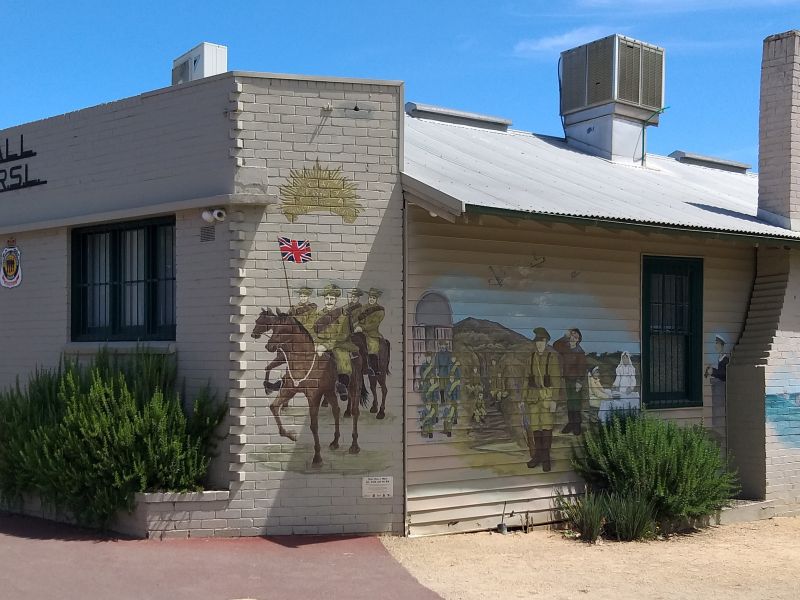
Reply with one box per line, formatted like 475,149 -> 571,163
0,135 -> 46,194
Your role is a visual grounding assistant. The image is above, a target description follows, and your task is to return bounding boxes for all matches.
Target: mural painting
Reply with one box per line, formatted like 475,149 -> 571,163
251,283 -> 392,471
705,334 -> 728,438
279,160 -> 363,224
413,290 -> 641,474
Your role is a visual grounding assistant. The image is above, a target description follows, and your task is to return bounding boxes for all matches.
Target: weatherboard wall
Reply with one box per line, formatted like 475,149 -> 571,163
405,207 -> 754,536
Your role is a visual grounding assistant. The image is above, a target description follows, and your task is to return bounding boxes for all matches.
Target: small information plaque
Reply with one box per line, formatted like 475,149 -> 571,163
362,476 -> 393,498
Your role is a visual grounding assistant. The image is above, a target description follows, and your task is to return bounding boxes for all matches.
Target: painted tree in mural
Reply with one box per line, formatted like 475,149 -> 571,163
457,330 -> 501,374
279,161 -> 363,223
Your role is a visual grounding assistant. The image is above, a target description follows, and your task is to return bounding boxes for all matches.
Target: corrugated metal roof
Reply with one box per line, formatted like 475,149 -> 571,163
403,115 -> 800,240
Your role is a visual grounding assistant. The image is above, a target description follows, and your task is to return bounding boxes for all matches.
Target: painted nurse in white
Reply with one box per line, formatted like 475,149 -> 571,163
613,352 -> 637,394
611,351 -> 640,413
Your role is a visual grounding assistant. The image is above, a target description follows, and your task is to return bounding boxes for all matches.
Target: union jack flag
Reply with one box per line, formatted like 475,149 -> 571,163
278,237 -> 312,263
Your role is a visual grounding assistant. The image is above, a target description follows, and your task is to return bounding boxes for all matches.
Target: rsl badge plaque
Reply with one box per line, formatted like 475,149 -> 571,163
1,241 -> 21,288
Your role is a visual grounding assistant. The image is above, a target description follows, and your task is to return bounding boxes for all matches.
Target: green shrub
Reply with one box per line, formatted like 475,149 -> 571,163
604,492 -> 656,541
554,490 -> 606,543
572,413 -> 738,527
0,351 -> 226,528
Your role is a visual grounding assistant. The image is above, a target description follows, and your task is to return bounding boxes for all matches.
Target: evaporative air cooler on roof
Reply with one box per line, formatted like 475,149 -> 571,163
560,34 -> 665,116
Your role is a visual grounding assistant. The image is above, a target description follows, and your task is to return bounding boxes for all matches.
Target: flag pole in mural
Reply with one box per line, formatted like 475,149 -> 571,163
278,237 -> 313,308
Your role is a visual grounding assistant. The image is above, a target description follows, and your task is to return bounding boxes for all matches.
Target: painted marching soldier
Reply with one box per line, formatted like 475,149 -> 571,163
440,358 -> 462,436
553,328 -> 588,435
489,358 -> 509,409
289,286 -> 319,333
523,327 -> 561,472
434,340 -> 453,404
464,366 -> 485,425
313,284 -> 359,403
471,391 -> 487,425
419,352 -> 439,438
355,288 -> 386,376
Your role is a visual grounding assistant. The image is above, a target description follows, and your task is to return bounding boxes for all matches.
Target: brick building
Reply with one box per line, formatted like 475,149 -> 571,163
1,32 -> 800,537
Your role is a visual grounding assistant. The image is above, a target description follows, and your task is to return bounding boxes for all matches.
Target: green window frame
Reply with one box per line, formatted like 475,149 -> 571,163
71,216 -> 176,342
642,256 -> 703,409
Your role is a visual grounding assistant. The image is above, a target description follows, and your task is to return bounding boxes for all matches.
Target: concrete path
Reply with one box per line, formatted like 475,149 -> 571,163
0,513 -> 441,600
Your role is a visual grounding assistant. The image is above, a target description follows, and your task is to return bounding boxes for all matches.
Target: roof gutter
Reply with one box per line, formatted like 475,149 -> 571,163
465,204 -> 800,246
401,173 -> 464,222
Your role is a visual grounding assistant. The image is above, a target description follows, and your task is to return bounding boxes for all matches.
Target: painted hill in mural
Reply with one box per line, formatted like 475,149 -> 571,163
452,316 -> 639,388
453,317 -> 533,358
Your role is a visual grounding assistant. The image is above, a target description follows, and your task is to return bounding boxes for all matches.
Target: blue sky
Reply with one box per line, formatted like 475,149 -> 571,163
2,1 -> 797,169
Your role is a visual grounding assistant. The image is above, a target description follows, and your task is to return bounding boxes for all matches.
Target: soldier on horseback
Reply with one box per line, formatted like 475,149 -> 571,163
313,284 -> 359,403
355,288 -> 386,376
289,286 -> 319,333
345,287 -> 372,376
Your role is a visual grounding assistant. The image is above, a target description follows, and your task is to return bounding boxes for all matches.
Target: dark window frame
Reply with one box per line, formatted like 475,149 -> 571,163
642,255 -> 703,409
71,216 -> 176,342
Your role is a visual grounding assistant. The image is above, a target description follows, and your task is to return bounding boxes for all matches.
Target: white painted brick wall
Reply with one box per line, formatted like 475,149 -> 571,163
0,228 -> 69,388
175,210 -> 236,487
0,76 -> 236,233
729,246 -> 800,505
758,31 -> 800,226
226,75 -> 405,535
1,72 -> 407,537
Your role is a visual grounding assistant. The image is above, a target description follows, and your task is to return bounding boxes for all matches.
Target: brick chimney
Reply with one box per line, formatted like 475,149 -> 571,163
758,31 -> 800,230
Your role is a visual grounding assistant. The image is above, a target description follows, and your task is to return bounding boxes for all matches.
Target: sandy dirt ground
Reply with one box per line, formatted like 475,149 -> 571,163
382,516 -> 800,600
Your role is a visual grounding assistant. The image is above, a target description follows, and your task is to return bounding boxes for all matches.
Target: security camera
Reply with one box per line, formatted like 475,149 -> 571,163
201,208 -> 227,223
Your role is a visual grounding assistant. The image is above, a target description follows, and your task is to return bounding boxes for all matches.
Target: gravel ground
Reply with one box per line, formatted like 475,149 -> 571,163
381,516 -> 800,600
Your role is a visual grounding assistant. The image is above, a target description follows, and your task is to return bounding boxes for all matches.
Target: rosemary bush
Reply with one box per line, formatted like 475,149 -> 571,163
572,413 -> 738,526
0,352 -> 226,528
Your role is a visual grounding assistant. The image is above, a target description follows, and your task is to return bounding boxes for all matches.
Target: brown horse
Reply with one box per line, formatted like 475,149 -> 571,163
251,308 -> 367,467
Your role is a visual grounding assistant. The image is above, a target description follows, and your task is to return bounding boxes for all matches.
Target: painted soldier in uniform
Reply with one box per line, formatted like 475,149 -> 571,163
313,284 -> 359,403
345,287 -> 370,375
464,365 -> 485,425
434,340 -> 453,403
419,352 -> 439,438
471,391 -> 487,425
289,286 -> 319,334
523,327 -> 561,471
440,357 -> 462,436
554,328 -> 587,435
354,287 -> 386,376
489,358 -> 509,410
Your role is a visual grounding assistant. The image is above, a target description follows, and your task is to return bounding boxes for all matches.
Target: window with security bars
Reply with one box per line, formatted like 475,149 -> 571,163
71,217 -> 176,341
642,256 -> 703,409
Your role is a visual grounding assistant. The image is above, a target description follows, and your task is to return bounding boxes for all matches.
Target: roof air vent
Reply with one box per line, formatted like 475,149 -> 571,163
405,102 -> 511,131
669,151 -> 750,174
